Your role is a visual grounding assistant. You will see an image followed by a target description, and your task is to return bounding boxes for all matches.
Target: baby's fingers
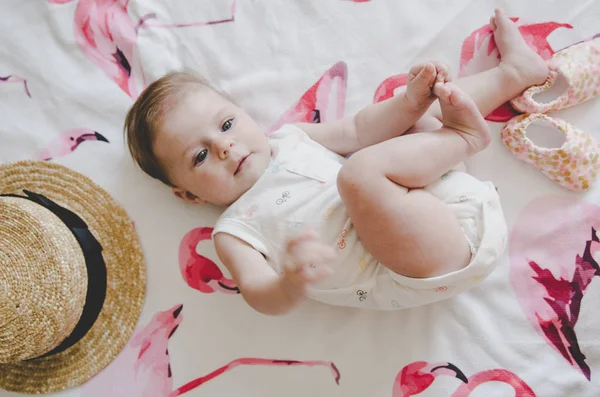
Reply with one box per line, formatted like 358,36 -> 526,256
288,227 -> 317,246
300,264 -> 333,283
408,63 -> 426,81
312,243 -> 337,261
408,63 -> 437,87
432,62 -> 452,83
296,242 -> 336,268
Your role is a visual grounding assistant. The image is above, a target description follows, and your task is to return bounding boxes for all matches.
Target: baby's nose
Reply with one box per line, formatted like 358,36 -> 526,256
216,138 -> 234,158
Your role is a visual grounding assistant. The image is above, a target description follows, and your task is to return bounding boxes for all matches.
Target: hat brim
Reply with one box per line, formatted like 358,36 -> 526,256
0,160 -> 146,394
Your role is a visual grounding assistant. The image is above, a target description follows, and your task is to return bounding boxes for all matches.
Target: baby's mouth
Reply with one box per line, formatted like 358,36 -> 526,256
234,154 -> 250,175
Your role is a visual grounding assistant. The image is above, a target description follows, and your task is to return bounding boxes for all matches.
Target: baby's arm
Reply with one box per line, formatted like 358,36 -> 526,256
214,229 -> 335,316
298,62 -> 449,156
215,233 -> 300,315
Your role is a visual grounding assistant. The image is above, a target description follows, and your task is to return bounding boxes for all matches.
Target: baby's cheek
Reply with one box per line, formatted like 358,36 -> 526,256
178,169 -> 208,198
207,171 -> 234,199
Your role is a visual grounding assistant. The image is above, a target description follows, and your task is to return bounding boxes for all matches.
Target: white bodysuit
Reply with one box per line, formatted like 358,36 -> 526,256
212,124 -> 508,310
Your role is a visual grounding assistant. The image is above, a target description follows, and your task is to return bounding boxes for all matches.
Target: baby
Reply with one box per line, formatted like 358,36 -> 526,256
125,10 -> 549,315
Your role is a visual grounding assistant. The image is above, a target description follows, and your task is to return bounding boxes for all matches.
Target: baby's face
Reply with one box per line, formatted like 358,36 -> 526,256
154,88 -> 271,206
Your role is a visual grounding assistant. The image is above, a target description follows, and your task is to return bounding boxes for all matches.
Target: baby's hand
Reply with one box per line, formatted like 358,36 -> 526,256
405,61 -> 452,108
408,61 -> 452,86
282,227 -> 336,298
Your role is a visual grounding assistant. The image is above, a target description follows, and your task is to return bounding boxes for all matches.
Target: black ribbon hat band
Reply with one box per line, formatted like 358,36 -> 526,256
1,190 -> 107,359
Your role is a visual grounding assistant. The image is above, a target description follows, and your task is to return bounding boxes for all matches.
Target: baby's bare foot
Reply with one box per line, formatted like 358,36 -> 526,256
405,62 -> 438,108
434,82 -> 491,155
491,8 -> 549,87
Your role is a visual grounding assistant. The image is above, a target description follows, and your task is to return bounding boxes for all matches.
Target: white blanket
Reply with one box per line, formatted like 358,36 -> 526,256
1,0 -> 600,396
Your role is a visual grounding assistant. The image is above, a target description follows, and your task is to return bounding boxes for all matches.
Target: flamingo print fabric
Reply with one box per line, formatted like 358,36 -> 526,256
1,1 -> 600,396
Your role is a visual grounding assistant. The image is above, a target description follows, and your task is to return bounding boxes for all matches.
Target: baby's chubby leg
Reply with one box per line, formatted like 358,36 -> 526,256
340,82 -> 490,189
337,83 -> 490,278
404,62 -> 468,173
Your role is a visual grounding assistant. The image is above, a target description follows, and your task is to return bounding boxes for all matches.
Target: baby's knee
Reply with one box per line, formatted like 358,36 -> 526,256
337,151 -> 372,191
337,163 -> 358,199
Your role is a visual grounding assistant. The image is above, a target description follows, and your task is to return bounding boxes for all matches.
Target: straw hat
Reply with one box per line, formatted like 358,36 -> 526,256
0,160 -> 146,394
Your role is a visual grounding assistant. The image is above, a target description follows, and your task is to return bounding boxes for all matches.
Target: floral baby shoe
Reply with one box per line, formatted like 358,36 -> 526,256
511,38 -> 600,114
502,113 -> 600,191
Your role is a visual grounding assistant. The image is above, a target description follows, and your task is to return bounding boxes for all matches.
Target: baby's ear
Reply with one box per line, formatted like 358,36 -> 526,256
172,187 -> 205,204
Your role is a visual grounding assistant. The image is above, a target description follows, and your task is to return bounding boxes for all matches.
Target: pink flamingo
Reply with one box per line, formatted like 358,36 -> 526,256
373,74 -> 409,103
35,128 -> 109,161
47,0 -> 236,99
81,304 -> 184,397
179,227 -> 239,294
510,196 -> 600,380
268,61 -> 348,134
525,231 -> 599,380
394,361 -> 536,396
0,74 -> 31,97
81,305 -> 340,397
1,74 -> 107,160
170,358 -> 340,397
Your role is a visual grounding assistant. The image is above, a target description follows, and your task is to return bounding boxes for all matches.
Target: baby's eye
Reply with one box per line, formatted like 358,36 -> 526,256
222,118 -> 233,132
194,149 -> 208,166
